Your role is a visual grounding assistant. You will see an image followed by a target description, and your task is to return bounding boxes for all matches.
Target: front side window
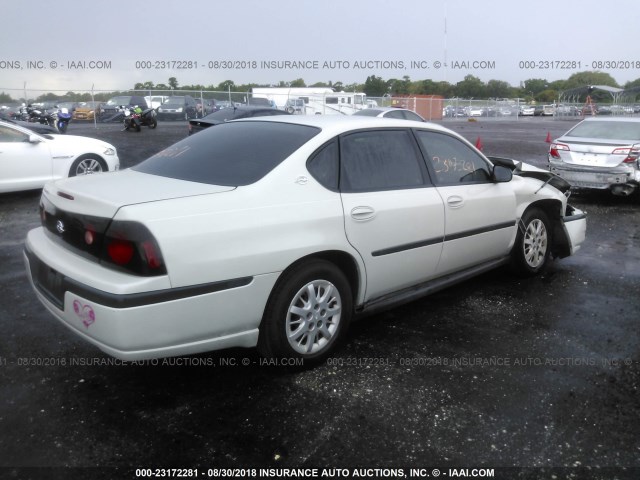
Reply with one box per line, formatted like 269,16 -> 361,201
415,130 -> 492,185
340,130 -> 426,192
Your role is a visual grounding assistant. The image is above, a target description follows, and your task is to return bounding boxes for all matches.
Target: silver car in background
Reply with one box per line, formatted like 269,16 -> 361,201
548,118 -> 640,197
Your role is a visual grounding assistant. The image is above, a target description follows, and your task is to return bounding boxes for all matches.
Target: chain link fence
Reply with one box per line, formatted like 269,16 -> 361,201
2,87 -> 639,123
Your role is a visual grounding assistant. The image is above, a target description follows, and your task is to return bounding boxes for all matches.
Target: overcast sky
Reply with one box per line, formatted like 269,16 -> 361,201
1,0 -> 638,96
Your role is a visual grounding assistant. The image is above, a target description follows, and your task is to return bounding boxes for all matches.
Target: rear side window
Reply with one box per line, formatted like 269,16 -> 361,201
133,121 -> 320,186
307,140 -> 339,190
340,130 -> 426,192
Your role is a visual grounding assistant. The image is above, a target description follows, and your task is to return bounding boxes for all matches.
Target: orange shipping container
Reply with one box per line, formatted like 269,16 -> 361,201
391,95 -> 443,121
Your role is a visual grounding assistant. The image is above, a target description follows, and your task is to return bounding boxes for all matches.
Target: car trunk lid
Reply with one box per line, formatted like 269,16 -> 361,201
44,169 -> 235,218
556,136 -> 636,168
39,169 -> 236,267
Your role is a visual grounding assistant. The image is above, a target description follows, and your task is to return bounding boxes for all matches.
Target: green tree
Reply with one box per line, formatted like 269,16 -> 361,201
363,75 -> 388,97
536,89 -> 557,102
387,75 -> 412,95
289,78 -> 306,87
168,77 -> 179,89
523,79 -> 549,95
624,78 -> 640,89
486,79 -> 513,99
217,80 -> 236,91
564,71 -> 619,89
454,75 -> 486,98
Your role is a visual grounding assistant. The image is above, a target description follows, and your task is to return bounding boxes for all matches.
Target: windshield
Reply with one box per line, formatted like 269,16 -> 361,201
163,97 -> 184,106
106,96 -> 131,106
566,121 -> 640,141
133,121 -> 320,186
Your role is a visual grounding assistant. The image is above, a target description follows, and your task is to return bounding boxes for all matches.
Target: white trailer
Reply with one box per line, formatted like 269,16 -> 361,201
251,87 -> 369,115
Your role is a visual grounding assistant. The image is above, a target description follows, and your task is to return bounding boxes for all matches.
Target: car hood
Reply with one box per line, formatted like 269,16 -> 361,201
45,169 -> 236,219
44,134 -> 114,155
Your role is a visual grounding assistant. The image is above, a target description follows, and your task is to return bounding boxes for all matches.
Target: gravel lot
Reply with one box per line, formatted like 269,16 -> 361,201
0,118 -> 638,480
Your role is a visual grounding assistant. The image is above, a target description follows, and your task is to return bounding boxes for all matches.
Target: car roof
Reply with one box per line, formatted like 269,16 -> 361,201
231,114 -> 451,138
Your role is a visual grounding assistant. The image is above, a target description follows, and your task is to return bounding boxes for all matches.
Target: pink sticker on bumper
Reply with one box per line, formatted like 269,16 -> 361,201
73,300 -> 96,328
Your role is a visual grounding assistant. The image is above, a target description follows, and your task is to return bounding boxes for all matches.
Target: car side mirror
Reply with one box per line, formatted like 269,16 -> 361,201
28,134 -> 43,144
492,165 -> 513,183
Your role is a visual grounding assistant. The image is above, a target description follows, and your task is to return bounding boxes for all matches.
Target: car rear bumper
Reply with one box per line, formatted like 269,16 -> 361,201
24,228 -> 278,360
548,160 -> 639,190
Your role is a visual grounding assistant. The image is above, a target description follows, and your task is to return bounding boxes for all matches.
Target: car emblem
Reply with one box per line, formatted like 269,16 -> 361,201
56,220 -> 65,234
295,175 -> 308,185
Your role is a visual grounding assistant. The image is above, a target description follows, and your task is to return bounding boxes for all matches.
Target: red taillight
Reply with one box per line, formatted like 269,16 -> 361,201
613,146 -> 640,163
101,221 -> 167,276
549,142 -> 569,159
107,239 -> 135,265
141,241 -> 162,269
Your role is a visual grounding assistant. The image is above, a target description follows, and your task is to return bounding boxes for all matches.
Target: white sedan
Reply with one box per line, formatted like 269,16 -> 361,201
24,116 -> 586,364
0,120 -> 119,193
354,107 -> 425,121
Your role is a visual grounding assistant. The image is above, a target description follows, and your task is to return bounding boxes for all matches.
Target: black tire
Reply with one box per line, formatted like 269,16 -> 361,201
69,155 -> 107,177
258,259 -> 352,364
148,118 -> 157,129
511,207 -> 552,276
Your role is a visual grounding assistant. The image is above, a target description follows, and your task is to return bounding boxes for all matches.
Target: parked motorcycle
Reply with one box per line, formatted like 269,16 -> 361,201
55,107 -> 72,133
26,105 -> 57,129
122,105 -> 157,131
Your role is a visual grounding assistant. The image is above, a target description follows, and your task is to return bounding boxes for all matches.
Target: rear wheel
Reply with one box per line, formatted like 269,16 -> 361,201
511,208 -> 552,276
69,155 -> 107,177
258,260 -> 352,364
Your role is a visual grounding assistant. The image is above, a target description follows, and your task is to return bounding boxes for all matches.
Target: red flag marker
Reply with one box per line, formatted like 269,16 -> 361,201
475,137 -> 483,151
545,132 -> 552,143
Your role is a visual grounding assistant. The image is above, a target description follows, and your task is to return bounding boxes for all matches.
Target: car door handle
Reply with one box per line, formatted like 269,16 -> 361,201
446,195 -> 465,208
350,206 -> 376,221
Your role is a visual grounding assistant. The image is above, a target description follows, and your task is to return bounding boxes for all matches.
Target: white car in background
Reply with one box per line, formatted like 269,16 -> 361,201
548,117 -> 640,197
353,107 -> 425,122
24,116 -> 586,364
519,106 -> 535,116
144,95 -> 170,110
0,120 -> 119,193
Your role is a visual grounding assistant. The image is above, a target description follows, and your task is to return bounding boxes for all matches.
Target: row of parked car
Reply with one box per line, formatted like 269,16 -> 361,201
92,95 -> 215,121
0,95 -> 241,124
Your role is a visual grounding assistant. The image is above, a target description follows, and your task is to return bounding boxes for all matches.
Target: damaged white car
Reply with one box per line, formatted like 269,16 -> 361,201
548,117 -> 640,197
24,116 -> 586,363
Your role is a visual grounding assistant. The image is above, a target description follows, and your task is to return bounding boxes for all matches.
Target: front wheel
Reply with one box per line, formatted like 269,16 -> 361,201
258,260 -> 352,364
69,155 -> 107,177
148,118 -> 157,129
511,208 -> 552,276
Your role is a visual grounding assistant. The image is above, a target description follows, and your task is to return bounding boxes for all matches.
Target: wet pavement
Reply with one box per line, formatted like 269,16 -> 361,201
0,119 -> 638,480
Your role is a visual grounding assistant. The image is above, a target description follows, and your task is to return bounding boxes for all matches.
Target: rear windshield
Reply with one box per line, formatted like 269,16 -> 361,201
133,121 -> 320,186
567,121 -> 640,141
